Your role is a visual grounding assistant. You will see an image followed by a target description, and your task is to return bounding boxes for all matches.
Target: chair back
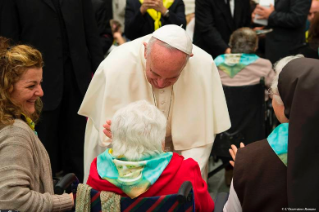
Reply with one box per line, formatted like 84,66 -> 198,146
90,189 -> 194,212
76,181 -> 195,212
212,80 -> 265,158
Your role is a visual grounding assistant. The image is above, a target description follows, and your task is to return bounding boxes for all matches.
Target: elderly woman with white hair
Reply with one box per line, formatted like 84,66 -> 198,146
86,100 -> 214,211
224,55 -> 319,211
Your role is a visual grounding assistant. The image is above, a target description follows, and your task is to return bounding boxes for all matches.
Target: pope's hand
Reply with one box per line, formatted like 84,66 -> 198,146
103,120 -> 112,139
229,142 -> 245,167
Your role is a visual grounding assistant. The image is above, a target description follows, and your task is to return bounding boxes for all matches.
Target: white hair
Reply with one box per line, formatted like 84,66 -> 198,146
146,37 -> 190,62
271,54 -> 304,105
111,100 -> 167,161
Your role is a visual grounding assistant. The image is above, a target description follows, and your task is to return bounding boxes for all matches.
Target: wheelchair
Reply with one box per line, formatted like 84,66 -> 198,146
209,79 -> 270,178
1,172 -> 229,212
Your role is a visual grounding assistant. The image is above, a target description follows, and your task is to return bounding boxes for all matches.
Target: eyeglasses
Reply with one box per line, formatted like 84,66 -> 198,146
267,88 -> 277,99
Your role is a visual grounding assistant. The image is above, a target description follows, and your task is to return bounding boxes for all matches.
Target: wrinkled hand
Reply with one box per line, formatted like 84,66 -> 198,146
229,142 -> 245,167
103,120 -> 112,139
140,0 -> 166,14
253,4 -> 274,20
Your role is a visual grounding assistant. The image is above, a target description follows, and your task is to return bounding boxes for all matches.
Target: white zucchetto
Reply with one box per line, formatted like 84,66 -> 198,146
152,25 -> 193,55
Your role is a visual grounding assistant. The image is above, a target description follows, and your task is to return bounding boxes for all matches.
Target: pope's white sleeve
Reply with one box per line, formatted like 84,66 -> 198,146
83,118 -> 108,183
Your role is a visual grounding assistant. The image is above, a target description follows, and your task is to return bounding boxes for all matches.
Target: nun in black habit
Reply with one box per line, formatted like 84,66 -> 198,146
224,57 -> 319,211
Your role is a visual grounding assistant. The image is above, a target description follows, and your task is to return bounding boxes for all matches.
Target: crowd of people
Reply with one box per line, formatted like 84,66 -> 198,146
0,0 -> 319,211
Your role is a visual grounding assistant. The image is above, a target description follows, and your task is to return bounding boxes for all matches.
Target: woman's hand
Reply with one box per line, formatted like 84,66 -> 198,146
103,120 -> 112,139
229,142 -> 245,167
140,0 -> 166,14
150,0 -> 166,14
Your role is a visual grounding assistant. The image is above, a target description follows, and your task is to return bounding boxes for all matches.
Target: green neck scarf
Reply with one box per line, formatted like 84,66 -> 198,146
97,148 -> 173,198
214,53 -> 259,78
267,123 -> 289,166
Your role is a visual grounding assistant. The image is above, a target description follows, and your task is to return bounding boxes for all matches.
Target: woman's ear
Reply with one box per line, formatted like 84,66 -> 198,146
8,85 -> 14,93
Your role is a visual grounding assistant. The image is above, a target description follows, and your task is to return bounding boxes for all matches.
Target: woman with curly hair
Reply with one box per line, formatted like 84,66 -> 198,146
292,12 -> 319,59
0,37 -> 74,211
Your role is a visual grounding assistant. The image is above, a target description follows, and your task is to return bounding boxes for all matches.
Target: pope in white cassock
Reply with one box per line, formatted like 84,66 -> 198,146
78,25 -> 231,183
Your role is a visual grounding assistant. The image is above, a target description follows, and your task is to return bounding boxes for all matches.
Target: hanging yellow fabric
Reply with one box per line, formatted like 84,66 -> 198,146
21,113 -> 37,135
139,0 -> 174,30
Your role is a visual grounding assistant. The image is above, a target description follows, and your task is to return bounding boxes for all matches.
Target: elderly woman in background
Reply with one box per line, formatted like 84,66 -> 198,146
87,100 -> 214,211
0,37 -> 74,211
213,27 -> 276,186
215,27 -> 275,87
223,55 -> 319,211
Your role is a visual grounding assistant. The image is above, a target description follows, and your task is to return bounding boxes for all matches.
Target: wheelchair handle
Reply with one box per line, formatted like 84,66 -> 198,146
177,181 -> 193,204
54,173 -> 78,195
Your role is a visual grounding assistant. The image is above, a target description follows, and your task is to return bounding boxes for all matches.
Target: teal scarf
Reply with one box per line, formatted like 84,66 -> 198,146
214,53 -> 259,78
97,148 -> 173,198
267,123 -> 289,166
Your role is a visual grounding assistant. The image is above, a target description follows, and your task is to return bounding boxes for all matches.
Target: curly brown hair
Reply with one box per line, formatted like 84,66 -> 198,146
0,37 -> 43,126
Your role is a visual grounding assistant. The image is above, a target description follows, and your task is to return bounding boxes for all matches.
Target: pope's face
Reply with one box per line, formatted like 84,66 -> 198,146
144,42 -> 187,89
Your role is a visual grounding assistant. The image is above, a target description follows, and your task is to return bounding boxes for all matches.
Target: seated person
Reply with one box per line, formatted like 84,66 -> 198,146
224,55 -> 319,211
0,37 -> 74,211
124,0 -> 186,40
87,100 -> 214,211
215,27 -> 275,87
213,28 -> 275,186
